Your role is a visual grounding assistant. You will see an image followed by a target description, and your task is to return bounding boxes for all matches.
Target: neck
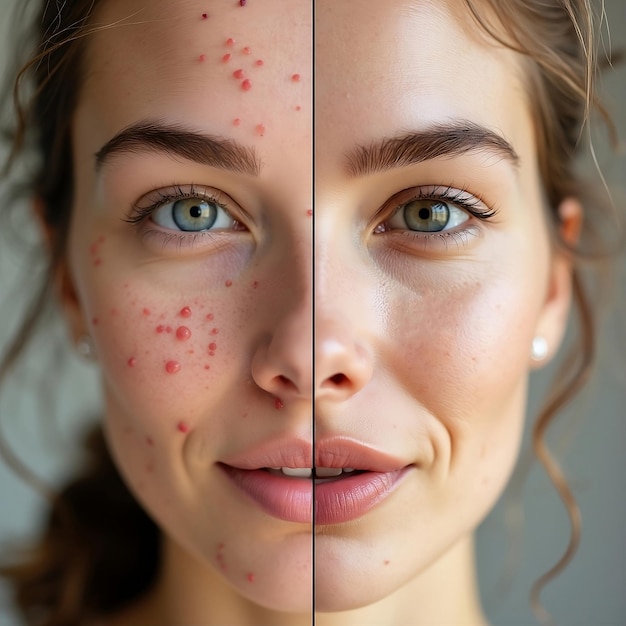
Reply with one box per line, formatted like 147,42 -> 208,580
315,535 -> 489,626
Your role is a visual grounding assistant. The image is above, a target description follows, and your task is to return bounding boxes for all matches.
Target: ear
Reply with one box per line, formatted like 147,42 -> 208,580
531,197 -> 583,368
34,196 -> 87,346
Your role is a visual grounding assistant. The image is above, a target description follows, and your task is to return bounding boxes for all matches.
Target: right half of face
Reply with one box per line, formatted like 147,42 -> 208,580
313,0 -> 565,613
65,0 -> 313,615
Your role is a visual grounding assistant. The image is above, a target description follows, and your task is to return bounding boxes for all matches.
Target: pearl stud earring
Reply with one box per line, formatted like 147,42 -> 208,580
531,336 -> 548,362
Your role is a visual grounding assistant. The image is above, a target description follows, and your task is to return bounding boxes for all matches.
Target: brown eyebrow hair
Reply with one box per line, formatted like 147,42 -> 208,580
345,121 -> 520,177
94,120 -> 262,176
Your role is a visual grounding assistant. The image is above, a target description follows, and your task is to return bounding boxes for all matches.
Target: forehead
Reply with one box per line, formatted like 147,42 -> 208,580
79,0 -> 311,143
315,0 -> 530,162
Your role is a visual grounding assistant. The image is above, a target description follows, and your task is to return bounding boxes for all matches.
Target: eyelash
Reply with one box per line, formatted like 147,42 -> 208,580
375,185 -> 498,246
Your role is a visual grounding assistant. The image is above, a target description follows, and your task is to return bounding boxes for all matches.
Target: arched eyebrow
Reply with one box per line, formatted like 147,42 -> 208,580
94,119 -> 262,176
345,121 -> 520,177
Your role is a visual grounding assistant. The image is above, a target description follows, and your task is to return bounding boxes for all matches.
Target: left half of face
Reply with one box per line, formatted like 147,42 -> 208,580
61,0 -> 313,613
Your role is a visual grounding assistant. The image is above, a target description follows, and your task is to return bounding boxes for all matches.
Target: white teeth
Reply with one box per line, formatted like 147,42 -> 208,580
281,467 -> 312,477
315,467 -> 343,477
344,468 -> 355,473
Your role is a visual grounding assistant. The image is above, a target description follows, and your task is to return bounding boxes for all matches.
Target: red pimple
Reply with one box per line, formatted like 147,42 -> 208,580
176,326 -> 192,341
208,342 -> 217,351
226,38 -> 235,47
252,280 -> 259,289
295,105 -> 302,111
242,46 -> 251,55
247,572 -> 255,583
177,421 -> 190,434
306,209 -> 313,216
156,325 -> 165,334
198,54 -> 206,62
210,327 -> 219,335
233,118 -> 241,126
222,53 -> 232,63
233,68 -> 245,79
225,280 -> 233,287
275,397 -> 284,410
165,360 -> 181,374
255,59 -> 264,66
204,364 -> 211,370
206,313 -> 215,321
239,0 -> 247,5
180,307 -> 192,318
255,123 -> 265,136
241,78 -> 252,91
201,12 -> 208,19
127,357 -> 137,368
142,308 -> 151,316
146,437 -> 154,447
291,73 -> 301,82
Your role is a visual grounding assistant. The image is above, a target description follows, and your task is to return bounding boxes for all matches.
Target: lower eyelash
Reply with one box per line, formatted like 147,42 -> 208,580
396,226 -> 482,250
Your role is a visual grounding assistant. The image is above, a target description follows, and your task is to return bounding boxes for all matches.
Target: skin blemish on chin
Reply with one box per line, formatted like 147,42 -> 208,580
275,397 -> 284,410
291,73 -> 301,82
156,325 -> 165,334
233,68 -> 245,79
222,53 -> 232,63
226,38 -> 235,47
241,79 -> 252,91
177,421 -> 190,434
176,326 -> 192,341
165,360 -> 181,374
180,307 -> 192,318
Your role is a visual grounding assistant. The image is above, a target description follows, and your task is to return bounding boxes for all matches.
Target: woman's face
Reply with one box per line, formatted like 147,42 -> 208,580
67,0 -> 313,613
314,0 -> 572,613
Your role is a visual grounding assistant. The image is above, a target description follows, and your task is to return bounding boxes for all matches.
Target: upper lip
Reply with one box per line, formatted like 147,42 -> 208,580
220,435 -> 410,472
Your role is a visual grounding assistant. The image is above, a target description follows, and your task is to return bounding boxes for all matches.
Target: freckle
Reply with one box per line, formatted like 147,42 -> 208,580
291,73 -> 301,82
127,357 -> 137,368
222,53 -> 232,63
206,313 -> 214,321
165,360 -> 181,374
275,397 -> 284,410
242,46 -> 251,55
208,342 -> 217,351
255,123 -> 265,136
225,280 -> 232,287
384,560 -> 390,566
241,78 -> 252,91
198,54 -> 206,62
210,328 -> 219,335
306,209 -> 313,216
226,38 -> 235,47
233,68 -> 245,79
180,306 -> 192,318
176,326 -> 192,341
255,59 -> 264,66
246,572 -> 255,583
142,308 -> 151,316
177,421 -> 190,434
156,325 -> 165,334
233,118 -> 241,126
146,437 -> 154,447
252,281 -> 259,288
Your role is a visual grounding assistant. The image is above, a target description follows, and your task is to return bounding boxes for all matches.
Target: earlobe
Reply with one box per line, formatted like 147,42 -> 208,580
530,197 -> 583,369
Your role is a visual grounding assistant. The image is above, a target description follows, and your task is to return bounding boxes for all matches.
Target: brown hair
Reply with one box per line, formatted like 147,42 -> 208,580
0,0 -> 622,625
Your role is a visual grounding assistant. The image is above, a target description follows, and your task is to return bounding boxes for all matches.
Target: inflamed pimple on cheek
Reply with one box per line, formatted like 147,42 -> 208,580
165,360 -> 181,374
275,397 -> 284,410
180,306 -> 192,318
246,572 -> 255,583
177,420 -> 191,434
222,53 -> 232,63
176,326 -> 192,341
242,46 -> 251,55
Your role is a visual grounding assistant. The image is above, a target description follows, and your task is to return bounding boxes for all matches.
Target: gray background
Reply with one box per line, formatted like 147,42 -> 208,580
0,0 -> 624,624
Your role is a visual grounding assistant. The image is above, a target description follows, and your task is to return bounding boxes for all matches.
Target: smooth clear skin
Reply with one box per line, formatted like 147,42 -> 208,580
314,1 -> 580,625
62,1 -> 312,624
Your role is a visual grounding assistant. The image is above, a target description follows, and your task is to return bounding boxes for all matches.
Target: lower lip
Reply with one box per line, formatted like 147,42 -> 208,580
315,468 -> 410,525
219,465 -> 312,523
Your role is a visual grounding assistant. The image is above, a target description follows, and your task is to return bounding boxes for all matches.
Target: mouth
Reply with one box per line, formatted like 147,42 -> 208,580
264,467 -> 363,482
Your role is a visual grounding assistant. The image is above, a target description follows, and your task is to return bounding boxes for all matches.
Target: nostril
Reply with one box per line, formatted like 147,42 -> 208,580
277,374 -> 297,391
329,373 -> 348,386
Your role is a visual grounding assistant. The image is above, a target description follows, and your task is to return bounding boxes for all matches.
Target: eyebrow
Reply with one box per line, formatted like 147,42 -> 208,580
94,120 -> 262,176
345,121 -> 520,177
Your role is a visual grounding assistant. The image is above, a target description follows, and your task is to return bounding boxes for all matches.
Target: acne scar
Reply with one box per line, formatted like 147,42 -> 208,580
233,68 -> 245,79
246,572 -> 255,583
165,360 -> 181,374
226,38 -> 235,47
291,73 -> 301,82
275,397 -> 284,410
176,326 -> 192,341
177,421 -> 190,434
225,280 -> 233,287
180,307 -> 192,318
127,357 -> 137,368
241,79 -> 252,91
255,123 -> 265,136
222,53 -> 232,63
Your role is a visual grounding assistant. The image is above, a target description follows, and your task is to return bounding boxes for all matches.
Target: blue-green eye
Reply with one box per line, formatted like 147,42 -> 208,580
152,197 -> 236,232
388,199 -> 469,233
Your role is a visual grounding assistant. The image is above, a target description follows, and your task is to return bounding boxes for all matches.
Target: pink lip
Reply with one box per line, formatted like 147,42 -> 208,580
219,436 -> 411,525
